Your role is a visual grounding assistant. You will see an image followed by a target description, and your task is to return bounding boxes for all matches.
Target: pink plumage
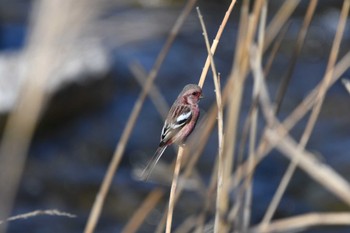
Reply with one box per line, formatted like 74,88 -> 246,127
141,84 -> 203,180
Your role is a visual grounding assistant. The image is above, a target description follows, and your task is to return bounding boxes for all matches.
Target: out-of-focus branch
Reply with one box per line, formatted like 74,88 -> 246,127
0,1 -> 96,232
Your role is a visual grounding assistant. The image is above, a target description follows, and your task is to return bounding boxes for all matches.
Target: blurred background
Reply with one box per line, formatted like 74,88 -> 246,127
0,0 -> 349,232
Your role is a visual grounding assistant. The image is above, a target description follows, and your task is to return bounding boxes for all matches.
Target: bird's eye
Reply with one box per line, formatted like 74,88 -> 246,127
192,92 -> 197,96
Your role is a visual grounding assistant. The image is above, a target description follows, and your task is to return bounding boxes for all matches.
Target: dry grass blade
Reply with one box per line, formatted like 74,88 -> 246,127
0,209 -> 76,225
83,1 -> 198,232
249,212 -> 350,233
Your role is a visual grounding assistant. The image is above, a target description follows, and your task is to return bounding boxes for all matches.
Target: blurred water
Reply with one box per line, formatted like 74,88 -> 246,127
1,1 -> 350,233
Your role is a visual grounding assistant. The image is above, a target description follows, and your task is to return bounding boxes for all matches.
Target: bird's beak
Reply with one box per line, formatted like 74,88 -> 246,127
200,93 -> 204,99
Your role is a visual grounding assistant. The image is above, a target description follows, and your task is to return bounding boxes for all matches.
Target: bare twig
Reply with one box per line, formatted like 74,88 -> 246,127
130,62 -> 169,119
198,0 -> 237,87
0,1 -> 90,232
249,212 -> 350,233
166,146 -> 185,233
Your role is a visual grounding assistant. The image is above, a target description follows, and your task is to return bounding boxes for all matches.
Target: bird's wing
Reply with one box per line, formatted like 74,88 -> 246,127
160,105 -> 192,144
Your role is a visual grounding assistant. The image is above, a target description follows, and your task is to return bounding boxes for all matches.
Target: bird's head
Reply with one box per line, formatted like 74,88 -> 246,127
180,84 -> 203,105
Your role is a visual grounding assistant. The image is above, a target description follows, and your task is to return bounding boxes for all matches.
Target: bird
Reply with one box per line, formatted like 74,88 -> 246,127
141,84 -> 203,180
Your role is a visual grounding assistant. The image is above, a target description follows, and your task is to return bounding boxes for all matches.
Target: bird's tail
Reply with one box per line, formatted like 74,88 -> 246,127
140,145 -> 167,180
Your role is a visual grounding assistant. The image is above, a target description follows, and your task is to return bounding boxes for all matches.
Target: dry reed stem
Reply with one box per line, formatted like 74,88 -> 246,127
262,0 -> 349,226
215,1 -> 264,232
164,2 -> 229,230
198,0 -> 237,88
274,0 -> 318,114
260,0 -> 319,227
264,0 -> 301,51
265,128 -> 350,206
122,188 -> 164,233
0,209 -> 76,225
166,1 -> 293,227
193,158 -> 218,233
166,146 -> 185,233
196,7 -> 225,233
230,49 -> 350,194
249,212 -> 350,233
173,215 -> 198,233
83,1 -> 197,232
151,3 -> 275,229
248,40 -> 350,233
241,3 -> 267,231
250,34 -> 350,208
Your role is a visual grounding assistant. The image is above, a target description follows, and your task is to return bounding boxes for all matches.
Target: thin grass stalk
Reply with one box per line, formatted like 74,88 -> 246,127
194,157 -> 219,233
262,0 -> 349,228
196,7 -> 225,233
174,215 -> 198,233
198,0 -> 237,87
166,146 -> 185,233
249,212 -> 350,233
274,0 -> 318,114
233,0 -> 249,77
263,22 -> 290,76
263,0 -> 301,51
83,1 -> 198,232
130,62 -> 169,119
122,189 -> 164,233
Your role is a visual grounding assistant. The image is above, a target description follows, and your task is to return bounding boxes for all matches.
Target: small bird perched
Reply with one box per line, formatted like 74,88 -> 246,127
141,84 -> 203,180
